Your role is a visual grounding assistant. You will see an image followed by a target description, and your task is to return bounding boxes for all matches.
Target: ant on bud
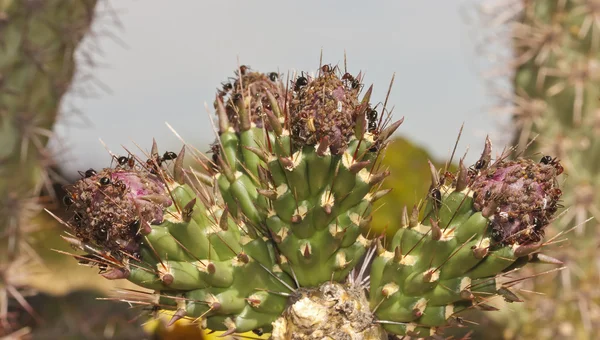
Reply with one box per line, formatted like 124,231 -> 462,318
468,158 -> 487,177
63,195 -> 74,206
342,72 -> 361,90
268,72 -> 279,81
320,64 -> 337,74
540,155 -> 563,175
115,155 -> 135,168
84,169 -> 97,178
294,75 -> 308,92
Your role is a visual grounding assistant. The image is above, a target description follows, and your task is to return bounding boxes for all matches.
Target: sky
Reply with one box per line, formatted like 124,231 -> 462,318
54,0 -> 511,176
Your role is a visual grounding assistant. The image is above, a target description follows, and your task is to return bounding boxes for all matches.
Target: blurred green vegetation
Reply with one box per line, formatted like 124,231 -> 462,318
370,135 -> 455,241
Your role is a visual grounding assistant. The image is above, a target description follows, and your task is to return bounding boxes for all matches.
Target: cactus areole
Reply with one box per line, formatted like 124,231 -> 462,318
60,64 -> 564,338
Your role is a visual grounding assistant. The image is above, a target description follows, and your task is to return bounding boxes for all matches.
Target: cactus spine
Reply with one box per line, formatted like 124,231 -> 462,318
58,63 -> 565,338
483,1 -> 600,338
0,0 -> 97,333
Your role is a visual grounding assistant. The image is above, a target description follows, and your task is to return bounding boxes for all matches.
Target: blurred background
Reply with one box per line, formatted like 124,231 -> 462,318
4,0 -> 596,339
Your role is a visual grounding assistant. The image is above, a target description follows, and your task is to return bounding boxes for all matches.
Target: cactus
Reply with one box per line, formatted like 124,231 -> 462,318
0,0 -> 98,333
476,0 -> 600,337
56,63 -> 565,338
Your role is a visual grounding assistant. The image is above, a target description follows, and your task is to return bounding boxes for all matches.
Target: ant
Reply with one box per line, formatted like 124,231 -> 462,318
467,158 -> 487,177
115,155 -> 135,169
367,109 -> 378,133
77,254 -> 109,273
540,155 -> 563,175
78,168 -> 97,178
268,72 -> 279,81
63,195 -> 74,207
320,64 -> 338,75
294,75 -> 308,92
146,151 -> 178,174
342,72 -> 361,90
217,82 -> 234,99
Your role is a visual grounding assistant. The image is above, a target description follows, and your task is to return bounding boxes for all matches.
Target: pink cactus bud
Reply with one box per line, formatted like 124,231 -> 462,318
470,158 -> 562,245
65,168 -> 172,253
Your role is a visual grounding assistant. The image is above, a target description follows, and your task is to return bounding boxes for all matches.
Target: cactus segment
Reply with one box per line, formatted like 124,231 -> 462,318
63,147 -> 293,333
211,65 -> 401,287
370,140 -> 563,337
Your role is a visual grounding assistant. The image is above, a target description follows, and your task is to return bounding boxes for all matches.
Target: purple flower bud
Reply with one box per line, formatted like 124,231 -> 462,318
290,72 -> 361,155
470,158 -> 562,245
64,168 -> 172,253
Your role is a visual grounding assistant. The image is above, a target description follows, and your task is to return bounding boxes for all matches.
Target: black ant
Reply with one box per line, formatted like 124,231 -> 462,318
63,195 -> 74,207
430,187 -> 442,209
222,82 -> 233,92
115,155 -> 135,168
342,72 -> 360,90
468,158 -> 487,177
239,65 -> 249,75
367,109 -> 378,132
540,155 -> 563,175
294,75 -> 308,91
540,155 -> 552,164
145,151 -> 177,174
84,168 -> 97,178
268,72 -> 278,81
77,254 -> 109,273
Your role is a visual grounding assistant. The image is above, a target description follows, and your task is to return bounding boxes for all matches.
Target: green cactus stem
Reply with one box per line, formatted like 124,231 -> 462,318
369,138 -> 563,337
61,143 -> 293,334
210,65 -> 402,287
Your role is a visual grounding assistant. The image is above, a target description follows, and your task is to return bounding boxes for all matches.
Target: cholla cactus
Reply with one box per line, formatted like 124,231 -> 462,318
0,0 -> 97,333
476,0 -> 600,337
57,64 -> 565,338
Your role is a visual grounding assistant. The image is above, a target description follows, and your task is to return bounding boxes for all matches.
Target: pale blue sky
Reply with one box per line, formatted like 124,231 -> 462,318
55,0 -> 510,175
